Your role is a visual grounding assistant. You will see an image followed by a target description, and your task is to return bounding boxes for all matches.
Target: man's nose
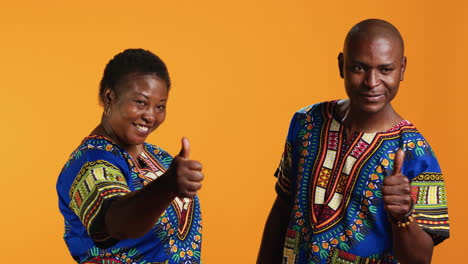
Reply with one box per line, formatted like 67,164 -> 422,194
364,70 -> 381,88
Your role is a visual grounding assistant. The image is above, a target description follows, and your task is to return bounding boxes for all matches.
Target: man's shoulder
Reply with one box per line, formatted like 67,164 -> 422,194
292,100 -> 338,120
397,121 -> 433,146
297,100 -> 331,112
395,120 -> 423,136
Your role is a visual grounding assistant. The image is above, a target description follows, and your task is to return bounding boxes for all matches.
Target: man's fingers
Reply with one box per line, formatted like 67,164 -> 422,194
383,194 -> 412,206
383,174 -> 410,186
385,204 -> 410,217
382,184 -> 411,196
178,137 -> 190,159
392,149 -> 405,175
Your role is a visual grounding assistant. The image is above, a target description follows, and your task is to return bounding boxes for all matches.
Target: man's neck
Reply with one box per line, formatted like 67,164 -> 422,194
337,99 -> 403,135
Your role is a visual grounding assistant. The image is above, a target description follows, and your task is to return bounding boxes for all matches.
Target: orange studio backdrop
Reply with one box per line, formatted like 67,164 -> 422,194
0,0 -> 466,262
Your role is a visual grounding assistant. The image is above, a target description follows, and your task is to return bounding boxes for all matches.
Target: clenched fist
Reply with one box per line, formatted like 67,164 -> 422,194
382,149 -> 412,221
168,137 -> 204,198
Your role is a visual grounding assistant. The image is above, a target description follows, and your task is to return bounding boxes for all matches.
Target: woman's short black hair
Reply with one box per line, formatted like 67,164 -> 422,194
99,48 -> 171,105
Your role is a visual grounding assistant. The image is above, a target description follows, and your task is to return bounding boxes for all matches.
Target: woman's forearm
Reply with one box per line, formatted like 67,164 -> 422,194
104,172 -> 177,240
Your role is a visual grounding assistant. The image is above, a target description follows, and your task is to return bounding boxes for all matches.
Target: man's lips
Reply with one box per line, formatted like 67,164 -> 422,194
360,93 -> 384,102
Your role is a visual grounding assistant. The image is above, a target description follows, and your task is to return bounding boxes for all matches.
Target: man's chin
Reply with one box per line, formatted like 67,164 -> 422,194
359,104 -> 386,115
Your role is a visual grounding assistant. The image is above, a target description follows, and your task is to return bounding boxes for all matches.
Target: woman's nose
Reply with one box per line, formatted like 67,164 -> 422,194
142,108 -> 156,123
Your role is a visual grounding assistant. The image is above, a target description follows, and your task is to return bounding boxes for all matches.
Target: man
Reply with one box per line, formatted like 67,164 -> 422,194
257,19 -> 449,264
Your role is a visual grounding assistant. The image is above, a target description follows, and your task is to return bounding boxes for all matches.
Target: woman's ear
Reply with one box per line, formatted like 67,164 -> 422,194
103,88 -> 116,105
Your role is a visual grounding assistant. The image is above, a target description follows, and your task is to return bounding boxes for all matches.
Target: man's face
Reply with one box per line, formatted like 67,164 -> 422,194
339,35 -> 406,115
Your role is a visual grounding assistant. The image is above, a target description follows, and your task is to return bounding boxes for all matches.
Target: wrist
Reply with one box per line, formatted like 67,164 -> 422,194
149,171 -> 178,197
388,201 -> 415,228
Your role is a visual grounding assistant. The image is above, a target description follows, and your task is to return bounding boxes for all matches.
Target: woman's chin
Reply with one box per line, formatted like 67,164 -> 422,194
123,135 -> 148,146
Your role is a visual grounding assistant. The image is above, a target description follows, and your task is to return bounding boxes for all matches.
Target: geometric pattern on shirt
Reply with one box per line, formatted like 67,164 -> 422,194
276,142 -> 293,197
275,101 -> 449,264
304,112 -> 414,237
60,136 -> 203,264
283,229 -> 300,264
84,246 -> 147,264
327,247 -> 395,264
138,148 -> 195,241
69,160 -> 130,232
411,172 -> 449,241
308,115 -> 381,233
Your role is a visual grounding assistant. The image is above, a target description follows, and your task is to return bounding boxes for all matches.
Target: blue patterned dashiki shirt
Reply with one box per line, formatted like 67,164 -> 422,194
57,135 -> 202,264
275,101 -> 449,264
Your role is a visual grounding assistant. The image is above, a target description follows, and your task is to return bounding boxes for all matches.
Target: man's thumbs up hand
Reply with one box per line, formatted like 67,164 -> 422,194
382,149 -> 412,221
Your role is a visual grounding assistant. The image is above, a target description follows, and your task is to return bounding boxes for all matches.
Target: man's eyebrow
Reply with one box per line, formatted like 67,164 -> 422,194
378,63 -> 395,68
351,60 -> 367,65
350,61 -> 395,68
350,60 -> 368,66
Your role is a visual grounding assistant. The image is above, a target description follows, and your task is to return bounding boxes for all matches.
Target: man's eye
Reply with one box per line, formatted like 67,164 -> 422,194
352,65 -> 364,72
157,105 -> 166,110
135,100 -> 145,105
381,68 -> 394,73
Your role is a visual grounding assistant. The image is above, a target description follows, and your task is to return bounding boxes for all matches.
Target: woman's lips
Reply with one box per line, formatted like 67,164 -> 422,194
134,123 -> 150,133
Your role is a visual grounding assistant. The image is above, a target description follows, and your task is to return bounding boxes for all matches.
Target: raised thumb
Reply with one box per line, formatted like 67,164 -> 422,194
178,137 -> 190,159
392,149 -> 405,175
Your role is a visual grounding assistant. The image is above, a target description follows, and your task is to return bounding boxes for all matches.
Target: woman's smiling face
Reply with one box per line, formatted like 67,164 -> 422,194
103,73 -> 168,148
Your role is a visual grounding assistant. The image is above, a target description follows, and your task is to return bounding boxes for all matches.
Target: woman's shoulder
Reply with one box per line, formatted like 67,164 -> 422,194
63,135 -> 127,170
76,135 -> 123,156
57,136 -> 130,193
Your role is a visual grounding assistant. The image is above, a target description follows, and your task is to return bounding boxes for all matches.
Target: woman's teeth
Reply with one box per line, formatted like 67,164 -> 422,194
135,124 -> 149,132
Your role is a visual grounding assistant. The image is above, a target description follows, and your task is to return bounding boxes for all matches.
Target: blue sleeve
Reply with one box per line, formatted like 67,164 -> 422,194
275,112 -> 302,200
400,136 -> 450,245
57,149 -> 131,247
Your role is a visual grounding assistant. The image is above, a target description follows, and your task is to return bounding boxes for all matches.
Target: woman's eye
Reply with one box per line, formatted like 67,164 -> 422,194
135,100 -> 146,105
157,105 -> 166,110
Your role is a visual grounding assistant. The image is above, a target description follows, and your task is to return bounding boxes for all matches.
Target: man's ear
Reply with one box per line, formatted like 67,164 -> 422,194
400,56 -> 407,81
338,53 -> 344,78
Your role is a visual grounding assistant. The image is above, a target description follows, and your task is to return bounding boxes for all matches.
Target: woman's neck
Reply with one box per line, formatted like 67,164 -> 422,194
90,122 -> 142,160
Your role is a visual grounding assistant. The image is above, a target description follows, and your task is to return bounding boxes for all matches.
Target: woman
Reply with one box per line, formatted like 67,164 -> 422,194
57,49 -> 204,264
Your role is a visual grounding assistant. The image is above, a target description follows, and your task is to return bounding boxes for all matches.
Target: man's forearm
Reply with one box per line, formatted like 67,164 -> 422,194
257,196 -> 291,264
391,220 -> 434,264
